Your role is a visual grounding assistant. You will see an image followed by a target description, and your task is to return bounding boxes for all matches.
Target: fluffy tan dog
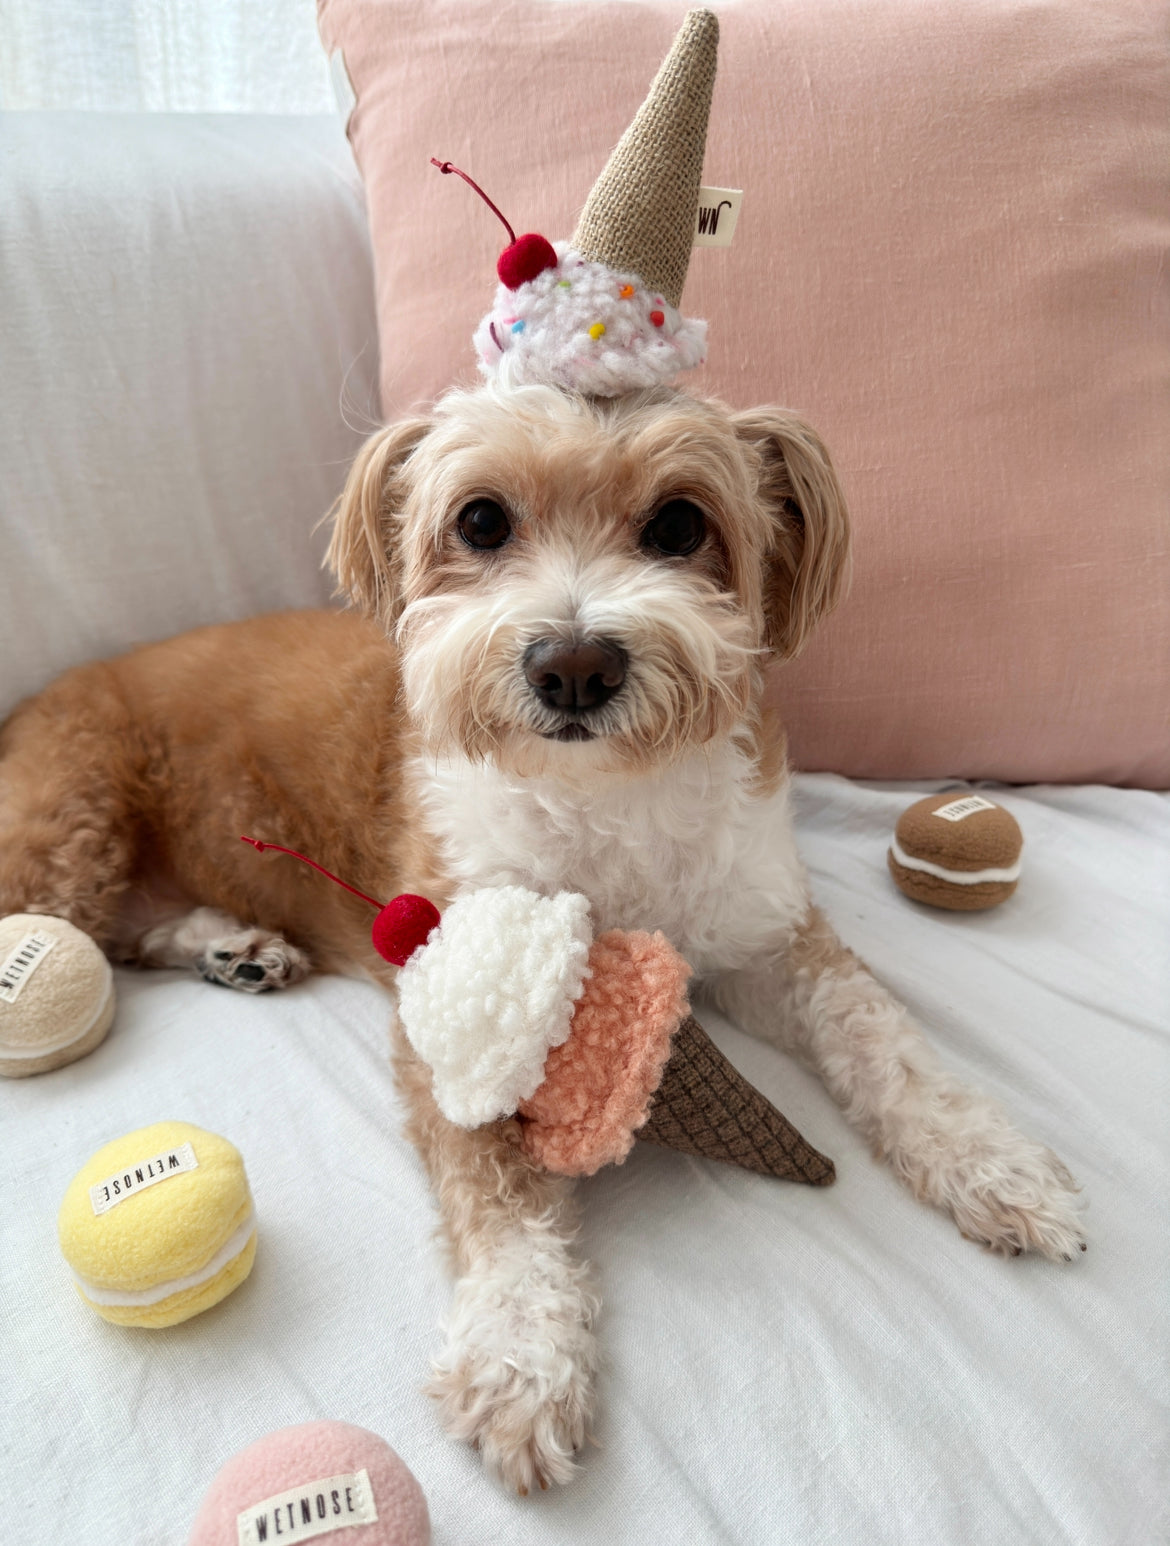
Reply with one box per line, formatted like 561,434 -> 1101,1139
0,384 -> 1083,1493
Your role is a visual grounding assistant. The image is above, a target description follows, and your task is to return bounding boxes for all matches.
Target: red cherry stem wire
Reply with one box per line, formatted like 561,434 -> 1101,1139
239,836 -> 384,911
430,158 -> 516,245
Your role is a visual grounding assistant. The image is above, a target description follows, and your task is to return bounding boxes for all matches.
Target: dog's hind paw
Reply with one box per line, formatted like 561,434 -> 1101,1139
199,927 -> 310,993
136,906 -> 311,991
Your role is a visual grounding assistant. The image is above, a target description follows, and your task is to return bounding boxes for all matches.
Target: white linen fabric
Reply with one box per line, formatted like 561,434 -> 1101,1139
2,776 -> 1166,1546
0,0 -> 333,112
0,113 -> 378,719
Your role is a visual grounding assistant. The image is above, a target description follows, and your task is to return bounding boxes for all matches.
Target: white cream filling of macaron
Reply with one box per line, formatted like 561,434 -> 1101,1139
889,837 -> 1021,885
0,957 -> 114,1058
70,1205 -> 256,1307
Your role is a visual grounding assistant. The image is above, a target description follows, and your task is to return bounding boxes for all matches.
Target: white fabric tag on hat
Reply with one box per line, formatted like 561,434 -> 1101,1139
237,1469 -> 378,1544
694,187 -> 743,247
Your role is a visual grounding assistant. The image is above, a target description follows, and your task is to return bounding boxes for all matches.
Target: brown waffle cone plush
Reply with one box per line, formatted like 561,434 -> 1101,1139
571,8 -> 718,308
636,1015 -> 836,1186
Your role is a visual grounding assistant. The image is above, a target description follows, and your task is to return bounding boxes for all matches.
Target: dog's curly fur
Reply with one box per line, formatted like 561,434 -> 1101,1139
0,384 -> 1084,1493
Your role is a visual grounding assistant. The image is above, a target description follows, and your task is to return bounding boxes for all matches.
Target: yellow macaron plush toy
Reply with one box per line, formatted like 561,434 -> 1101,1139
58,1121 -> 257,1328
0,913 -> 116,1077
888,793 -> 1023,911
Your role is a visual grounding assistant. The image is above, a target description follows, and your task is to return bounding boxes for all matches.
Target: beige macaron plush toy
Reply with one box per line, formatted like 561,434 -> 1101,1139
888,794 -> 1024,911
0,913 -> 116,1077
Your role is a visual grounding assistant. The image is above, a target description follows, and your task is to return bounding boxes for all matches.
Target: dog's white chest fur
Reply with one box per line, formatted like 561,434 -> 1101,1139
414,738 -> 808,975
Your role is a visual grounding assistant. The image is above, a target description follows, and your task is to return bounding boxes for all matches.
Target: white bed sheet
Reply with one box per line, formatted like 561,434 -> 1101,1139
2,775 -> 1167,1545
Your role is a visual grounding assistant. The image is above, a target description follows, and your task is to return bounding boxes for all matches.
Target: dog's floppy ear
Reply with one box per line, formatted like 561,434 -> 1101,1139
325,416 -> 432,626
732,407 -> 851,660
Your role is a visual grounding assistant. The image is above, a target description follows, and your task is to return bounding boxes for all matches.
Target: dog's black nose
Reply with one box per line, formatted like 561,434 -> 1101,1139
523,639 -> 626,713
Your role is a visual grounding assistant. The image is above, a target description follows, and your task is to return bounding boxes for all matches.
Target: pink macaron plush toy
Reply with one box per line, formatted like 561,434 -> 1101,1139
188,1421 -> 429,1546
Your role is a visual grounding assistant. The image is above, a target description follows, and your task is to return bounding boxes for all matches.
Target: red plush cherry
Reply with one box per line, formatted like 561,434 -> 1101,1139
429,160 -> 557,292
497,233 -> 558,290
372,894 -> 441,966
240,837 -> 440,968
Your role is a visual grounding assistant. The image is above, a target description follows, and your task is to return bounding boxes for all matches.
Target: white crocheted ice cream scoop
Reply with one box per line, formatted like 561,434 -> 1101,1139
473,242 -> 706,396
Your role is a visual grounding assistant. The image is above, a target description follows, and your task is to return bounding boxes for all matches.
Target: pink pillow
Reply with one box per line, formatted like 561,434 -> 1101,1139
317,0 -> 1169,787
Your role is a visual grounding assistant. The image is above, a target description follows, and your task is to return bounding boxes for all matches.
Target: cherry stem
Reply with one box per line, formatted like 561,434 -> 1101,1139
239,836 -> 384,911
430,158 -> 516,246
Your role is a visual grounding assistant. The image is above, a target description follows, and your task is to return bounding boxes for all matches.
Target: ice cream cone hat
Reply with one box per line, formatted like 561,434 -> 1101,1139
435,8 -> 720,397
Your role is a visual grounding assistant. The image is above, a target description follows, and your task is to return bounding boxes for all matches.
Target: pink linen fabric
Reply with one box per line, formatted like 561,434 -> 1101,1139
317,0 -> 1169,787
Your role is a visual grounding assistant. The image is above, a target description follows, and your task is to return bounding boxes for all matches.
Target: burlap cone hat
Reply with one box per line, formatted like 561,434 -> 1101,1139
457,8 -> 718,396
572,7 -> 718,310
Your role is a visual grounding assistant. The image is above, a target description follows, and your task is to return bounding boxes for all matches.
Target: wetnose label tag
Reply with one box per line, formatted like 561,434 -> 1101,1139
932,796 -> 998,823
89,1143 -> 199,1215
694,187 -> 743,247
0,929 -> 57,1004
236,1470 -> 378,1544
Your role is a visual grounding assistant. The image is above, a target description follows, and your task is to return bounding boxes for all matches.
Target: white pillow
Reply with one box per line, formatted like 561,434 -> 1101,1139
0,113 -> 379,716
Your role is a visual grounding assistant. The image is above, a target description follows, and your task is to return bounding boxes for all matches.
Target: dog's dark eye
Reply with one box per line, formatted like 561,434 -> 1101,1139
457,499 -> 512,550
641,500 -> 706,557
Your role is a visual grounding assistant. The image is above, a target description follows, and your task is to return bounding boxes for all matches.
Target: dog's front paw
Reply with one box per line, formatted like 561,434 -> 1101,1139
899,1113 -> 1086,1261
428,1256 -> 600,1493
199,928 -> 310,993
949,1142 -> 1086,1261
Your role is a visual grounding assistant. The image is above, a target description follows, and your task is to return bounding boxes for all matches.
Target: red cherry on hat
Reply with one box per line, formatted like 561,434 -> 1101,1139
430,159 -> 558,292
498,233 -> 558,290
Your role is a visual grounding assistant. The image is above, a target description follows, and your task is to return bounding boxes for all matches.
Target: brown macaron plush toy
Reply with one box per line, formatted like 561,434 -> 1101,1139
888,794 -> 1023,912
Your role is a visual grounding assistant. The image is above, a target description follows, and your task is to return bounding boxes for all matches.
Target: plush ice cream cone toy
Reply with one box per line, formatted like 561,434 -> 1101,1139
433,8 -> 720,397
395,886 -> 834,1185
242,841 -> 834,1186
